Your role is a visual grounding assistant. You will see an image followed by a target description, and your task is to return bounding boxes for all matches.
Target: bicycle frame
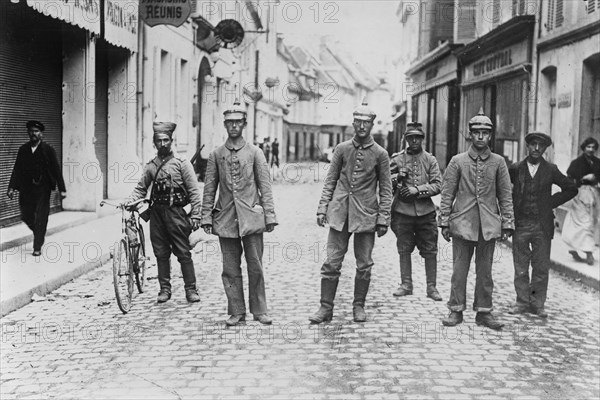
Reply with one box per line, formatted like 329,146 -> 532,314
100,199 -> 148,313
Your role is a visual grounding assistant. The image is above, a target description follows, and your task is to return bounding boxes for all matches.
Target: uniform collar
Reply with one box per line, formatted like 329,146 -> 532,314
151,151 -> 177,166
468,145 -> 491,161
352,136 -> 374,149
225,137 -> 247,151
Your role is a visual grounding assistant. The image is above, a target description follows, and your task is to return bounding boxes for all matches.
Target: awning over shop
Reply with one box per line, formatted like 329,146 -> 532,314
26,0 -> 101,33
104,0 -> 138,51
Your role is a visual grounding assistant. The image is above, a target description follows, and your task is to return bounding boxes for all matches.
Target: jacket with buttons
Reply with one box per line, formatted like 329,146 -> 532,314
390,149 -> 442,216
317,136 -> 393,233
438,146 -> 514,241
131,152 -> 203,220
201,138 -> 277,238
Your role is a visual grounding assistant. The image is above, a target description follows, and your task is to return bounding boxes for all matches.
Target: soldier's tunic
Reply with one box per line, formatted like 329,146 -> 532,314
201,138 -> 277,316
131,153 -> 202,293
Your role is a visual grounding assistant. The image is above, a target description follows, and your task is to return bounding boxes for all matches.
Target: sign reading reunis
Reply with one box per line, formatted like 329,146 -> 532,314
139,0 -> 191,27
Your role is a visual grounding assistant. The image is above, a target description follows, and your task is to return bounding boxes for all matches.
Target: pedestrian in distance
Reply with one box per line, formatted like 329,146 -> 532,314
262,137 -> 271,164
7,120 -> 67,257
201,100 -> 277,327
271,138 -> 280,168
439,109 -> 514,331
390,121 -> 443,301
562,137 -> 600,265
130,121 -> 203,303
508,132 -> 577,318
309,101 -> 393,324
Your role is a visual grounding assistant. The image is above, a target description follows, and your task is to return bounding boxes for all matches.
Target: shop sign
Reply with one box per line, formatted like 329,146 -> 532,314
557,92 -> 571,108
26,0 -> 101,33
410,54 -> 458,92
139,0 -> 192,27
104,0 -> 138,51
464,41 -> 529,83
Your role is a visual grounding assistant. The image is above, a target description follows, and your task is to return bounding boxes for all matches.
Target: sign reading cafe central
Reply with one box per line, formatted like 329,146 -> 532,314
464,40 -> 529,83
139,0 -> 192,27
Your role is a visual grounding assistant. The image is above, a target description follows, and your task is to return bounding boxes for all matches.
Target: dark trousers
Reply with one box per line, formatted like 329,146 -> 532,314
271,153 -> 279,168
447,231 -> 496,312
321,222 -> 376,281
150,204 -> 196,292
512,220 -> 551,309
219,233 -> 267,316
390,211 -> 438,256
19,186 -> 51,251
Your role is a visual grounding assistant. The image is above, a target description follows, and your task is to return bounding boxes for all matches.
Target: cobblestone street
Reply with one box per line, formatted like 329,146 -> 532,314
1,170 -> 600,399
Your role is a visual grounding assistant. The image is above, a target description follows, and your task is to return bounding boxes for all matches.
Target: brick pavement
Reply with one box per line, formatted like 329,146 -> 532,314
1,170 -> 599,399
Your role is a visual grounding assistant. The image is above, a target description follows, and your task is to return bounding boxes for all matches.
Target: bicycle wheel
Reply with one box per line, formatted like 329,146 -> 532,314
113,239 -> 133,313
134,224 -> 146,293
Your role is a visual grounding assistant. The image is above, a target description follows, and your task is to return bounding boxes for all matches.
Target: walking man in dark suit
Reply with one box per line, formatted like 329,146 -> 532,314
7,120 -> 67,256
508,132 -> 577,318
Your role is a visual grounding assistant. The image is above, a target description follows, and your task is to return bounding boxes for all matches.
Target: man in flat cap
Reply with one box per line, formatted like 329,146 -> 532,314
130,121 -> 203,303
7,120 -> 67,256
390,122 -> 443,301
508,132 -> 577,318
439,109 -> 514,330
201,100 -> 277,326
309,101 -> 392,324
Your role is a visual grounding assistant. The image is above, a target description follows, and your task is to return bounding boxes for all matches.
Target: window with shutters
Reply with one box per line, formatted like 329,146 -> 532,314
585,0 -> 597,14
455,0 -> 476,44
512,0 -> 527,16
546,0 -> 564,31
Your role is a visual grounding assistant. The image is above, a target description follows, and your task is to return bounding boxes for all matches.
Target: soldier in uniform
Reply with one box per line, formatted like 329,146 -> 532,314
438,109 -> 514,331
390,122 -> 443,301
130,122 -> 202,303
7,120 -> 67,256
309,102 -> 393,324
201,101 -> 277,327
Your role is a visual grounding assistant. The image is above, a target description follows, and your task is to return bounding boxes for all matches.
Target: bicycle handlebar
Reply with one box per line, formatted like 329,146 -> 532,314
99,198 -> 149,210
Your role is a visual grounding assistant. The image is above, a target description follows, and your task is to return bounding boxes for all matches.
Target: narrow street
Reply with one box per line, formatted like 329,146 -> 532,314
1,171 -> 599,399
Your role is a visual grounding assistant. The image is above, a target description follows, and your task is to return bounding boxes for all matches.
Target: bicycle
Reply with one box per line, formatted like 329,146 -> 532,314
100,198 -> 149,314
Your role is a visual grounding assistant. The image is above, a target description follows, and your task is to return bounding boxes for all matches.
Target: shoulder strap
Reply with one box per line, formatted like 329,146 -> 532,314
149,155 -> 174,197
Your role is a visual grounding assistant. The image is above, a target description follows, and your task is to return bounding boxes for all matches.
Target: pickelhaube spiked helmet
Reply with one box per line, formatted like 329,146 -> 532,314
404,121 -> 424,138
468,108 -> 493,131
353,99 -> 376,121
223,99 -> 247,121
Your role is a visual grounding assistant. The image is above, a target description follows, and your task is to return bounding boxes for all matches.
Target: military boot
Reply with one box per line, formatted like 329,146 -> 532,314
393,253 -> 412,296
353,277 -> 371,323
425,256 -> 442,301
308,279 -> 339,324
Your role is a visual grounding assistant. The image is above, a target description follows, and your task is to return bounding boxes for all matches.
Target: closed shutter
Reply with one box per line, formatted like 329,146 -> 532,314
0,4 -> 63,227
456,0 -> 477,43
547,0 -> 555,30
555,0 -> 564,28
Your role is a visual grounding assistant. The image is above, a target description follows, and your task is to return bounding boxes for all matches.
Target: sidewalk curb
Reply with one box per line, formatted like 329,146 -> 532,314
505,239 -> 599,291
1,214 -> 98,252
0,251 -> 112,317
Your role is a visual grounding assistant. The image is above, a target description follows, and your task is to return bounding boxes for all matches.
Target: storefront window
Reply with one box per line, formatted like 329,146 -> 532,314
496,139 -> 519,166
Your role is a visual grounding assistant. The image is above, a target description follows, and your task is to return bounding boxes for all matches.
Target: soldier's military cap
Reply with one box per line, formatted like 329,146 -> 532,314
468,108 -> 493,131
153,121 -> 177,137
223,99 -> 247,121
353,100 -> 376,121
525,131 -> 552,147
26,120 -> 45,131
404,121 -> 425,138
